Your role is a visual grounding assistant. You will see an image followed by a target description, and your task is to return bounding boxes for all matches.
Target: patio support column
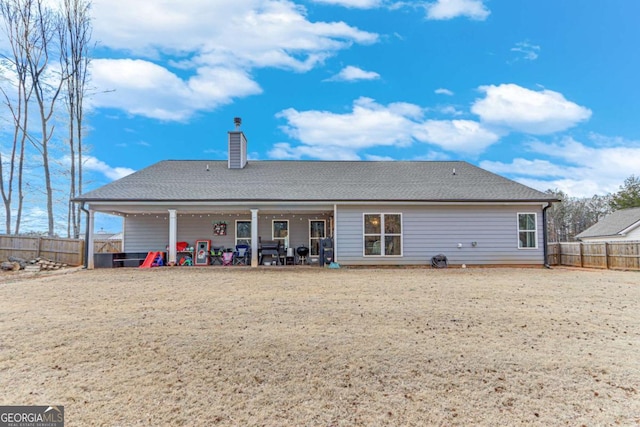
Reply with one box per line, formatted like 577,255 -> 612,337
333,204 -> 338,263
87,209 -> 95,269
168,209 -> 177,265
251,209 -> 259,267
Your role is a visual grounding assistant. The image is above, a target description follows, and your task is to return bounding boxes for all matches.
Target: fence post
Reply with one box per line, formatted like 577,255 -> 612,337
579,243 -> 583,268
604,242 -> 609,270
36,237 -> 41,258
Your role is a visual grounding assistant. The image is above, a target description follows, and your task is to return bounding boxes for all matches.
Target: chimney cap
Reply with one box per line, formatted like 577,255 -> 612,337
233,117 -> 242,129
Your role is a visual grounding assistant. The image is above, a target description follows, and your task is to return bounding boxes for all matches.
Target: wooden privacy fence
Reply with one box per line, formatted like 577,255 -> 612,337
0,235 -> 123,267
93,239 -> 122,253
2,234 -> 638,271
547,241 -> 640,271
0,235 -> 85,266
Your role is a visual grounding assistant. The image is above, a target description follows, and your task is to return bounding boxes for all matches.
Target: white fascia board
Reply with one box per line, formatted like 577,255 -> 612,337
619,219 -> 640,236
86,200 -> 548,214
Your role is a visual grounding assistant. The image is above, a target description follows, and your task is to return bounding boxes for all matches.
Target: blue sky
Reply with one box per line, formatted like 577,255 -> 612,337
4,0 -> 640,233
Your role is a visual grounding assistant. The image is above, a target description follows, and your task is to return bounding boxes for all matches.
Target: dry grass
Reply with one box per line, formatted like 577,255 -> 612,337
0,267 -> 639,426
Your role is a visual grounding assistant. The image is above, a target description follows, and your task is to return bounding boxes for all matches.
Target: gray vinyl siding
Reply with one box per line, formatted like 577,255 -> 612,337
123,215 -> 169,252
336,205 -> 545,266
123,213 -> 328,252
122,205 -> 545,266
228,132 -> 247,169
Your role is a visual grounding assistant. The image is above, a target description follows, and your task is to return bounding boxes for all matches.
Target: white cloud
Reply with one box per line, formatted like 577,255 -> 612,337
527,137 -> 640,180
311,0 -> 383,7
435,88 -> 454,96
480,137 -> 640,197
309,0 -> 417,10
20,206 -> 49,233
326,65 -> 381,82
92,0 -> 379,61
82,156 -> 136,181
277,97 -> 421,149
480,158 -> 573,179
268,142 -> 360,160
89,0 -> 378,120
365,154 -> 396,161
88,59 -> 262,121
426,0 -> 490,21
510,41 -> 540,61
437,105 -> 464,116
273,97 -> 502,158
414,119 -> 500,154
471,84 -> 592,134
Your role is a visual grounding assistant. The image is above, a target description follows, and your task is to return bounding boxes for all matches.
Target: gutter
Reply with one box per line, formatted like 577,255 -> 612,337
75,197 -> 560,204
542,202 -> 552,268
79,202 -> 90,269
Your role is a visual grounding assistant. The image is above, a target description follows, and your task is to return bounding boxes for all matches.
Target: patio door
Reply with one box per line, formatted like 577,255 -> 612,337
309,220 -> 326,256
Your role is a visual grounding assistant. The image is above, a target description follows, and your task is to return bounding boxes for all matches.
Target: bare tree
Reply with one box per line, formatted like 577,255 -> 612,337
59,0 -> 91,238
21,0 -> 67,236
1,0 -> 92,236
545,189 -> 612,242
0,0 -> 34,234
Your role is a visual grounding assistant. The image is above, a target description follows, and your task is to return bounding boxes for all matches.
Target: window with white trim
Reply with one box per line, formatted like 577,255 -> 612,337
364,213 -> 402,256
236,220 -> 251,247
272,220 -> 289,248
517,213 -> 537,249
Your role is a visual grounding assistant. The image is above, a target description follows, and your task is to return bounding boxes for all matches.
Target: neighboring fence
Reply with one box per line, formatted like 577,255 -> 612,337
2,234 -> 638,271
547,241 -> 640,271
0,235 -> 124,267
0,235 -> 85,266
93,239 -> 122,253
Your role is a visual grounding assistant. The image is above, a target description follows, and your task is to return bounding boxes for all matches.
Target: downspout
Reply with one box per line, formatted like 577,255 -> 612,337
542,202 -> 552,269
80,202 -> 90,269
333,204 -> 338,264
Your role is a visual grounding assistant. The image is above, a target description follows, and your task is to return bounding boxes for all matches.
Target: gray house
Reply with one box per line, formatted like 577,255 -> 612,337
75,123 -> 559,268
576,207 -> 640,242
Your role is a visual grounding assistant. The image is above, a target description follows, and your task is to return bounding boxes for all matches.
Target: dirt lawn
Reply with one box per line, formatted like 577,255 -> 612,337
0,267 -> 638,426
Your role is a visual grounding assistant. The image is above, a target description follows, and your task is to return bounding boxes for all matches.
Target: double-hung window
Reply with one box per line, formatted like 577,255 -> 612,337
517,213 -> 537,249
236,220 -> 251,247
272,220 -> 289,248
364,213 -> 402,256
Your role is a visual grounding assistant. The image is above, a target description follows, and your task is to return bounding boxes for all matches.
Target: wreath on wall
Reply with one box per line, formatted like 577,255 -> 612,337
213,221 -> 227,236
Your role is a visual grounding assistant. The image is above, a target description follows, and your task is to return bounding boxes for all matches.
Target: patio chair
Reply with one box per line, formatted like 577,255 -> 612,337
210,246 -> 224,265
221,250 -> 234,266
233,244 -> 250,265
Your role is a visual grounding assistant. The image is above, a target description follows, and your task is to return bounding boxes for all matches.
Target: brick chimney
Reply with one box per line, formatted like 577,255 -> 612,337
228,117 -> 247,169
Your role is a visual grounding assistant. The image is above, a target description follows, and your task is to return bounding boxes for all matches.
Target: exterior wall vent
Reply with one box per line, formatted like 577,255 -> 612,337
228,117 -> 247,169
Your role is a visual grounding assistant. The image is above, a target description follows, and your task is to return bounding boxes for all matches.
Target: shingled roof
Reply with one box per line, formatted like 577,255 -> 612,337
76,160 -> 557,203
576,207 -> 640,239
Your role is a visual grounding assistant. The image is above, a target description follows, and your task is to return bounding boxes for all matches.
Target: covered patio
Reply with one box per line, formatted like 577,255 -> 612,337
84,202 -> 335,268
